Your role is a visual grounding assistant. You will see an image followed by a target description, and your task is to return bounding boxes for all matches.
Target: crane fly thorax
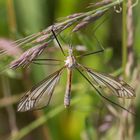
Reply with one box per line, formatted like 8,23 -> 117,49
65,55 -> 76,69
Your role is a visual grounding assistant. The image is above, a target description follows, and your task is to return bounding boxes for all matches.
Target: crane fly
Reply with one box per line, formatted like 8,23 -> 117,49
17,30 -> 135,115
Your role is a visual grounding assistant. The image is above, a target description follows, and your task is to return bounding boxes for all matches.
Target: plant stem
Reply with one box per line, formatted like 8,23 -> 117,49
1,76 -> 18,137
122,0 -> 127,78
6,0 -> 17,35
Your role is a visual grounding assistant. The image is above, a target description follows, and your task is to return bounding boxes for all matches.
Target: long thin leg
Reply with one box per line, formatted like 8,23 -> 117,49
32,58 -> 63,62
92,15 -> 109,34
76,16 -> 110,58
76,32 -> 104,58
51,29 -> 65,56
76,49 -> 104,58
32,62 -> 60,66
31,58 -> 62,66
76,67 -> 136,116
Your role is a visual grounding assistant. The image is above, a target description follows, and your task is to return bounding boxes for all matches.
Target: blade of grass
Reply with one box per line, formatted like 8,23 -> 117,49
10,96 -> 82,140
118,0 -> 129,140
6,0 -> 17,34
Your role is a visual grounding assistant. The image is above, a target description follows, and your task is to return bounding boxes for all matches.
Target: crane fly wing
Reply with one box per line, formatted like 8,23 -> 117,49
82,66 -> 135,99
17,67 -> 64,112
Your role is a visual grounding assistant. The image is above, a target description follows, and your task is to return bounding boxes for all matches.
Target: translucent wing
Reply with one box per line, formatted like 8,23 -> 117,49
17,67 -> 64,112
83,66 -> 135,98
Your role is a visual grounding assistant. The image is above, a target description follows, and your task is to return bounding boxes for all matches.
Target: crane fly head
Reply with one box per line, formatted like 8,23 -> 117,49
65,46 -> 76,69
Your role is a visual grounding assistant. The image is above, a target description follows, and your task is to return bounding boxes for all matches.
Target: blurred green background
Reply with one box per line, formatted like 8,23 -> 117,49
0,0 -> 139,140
